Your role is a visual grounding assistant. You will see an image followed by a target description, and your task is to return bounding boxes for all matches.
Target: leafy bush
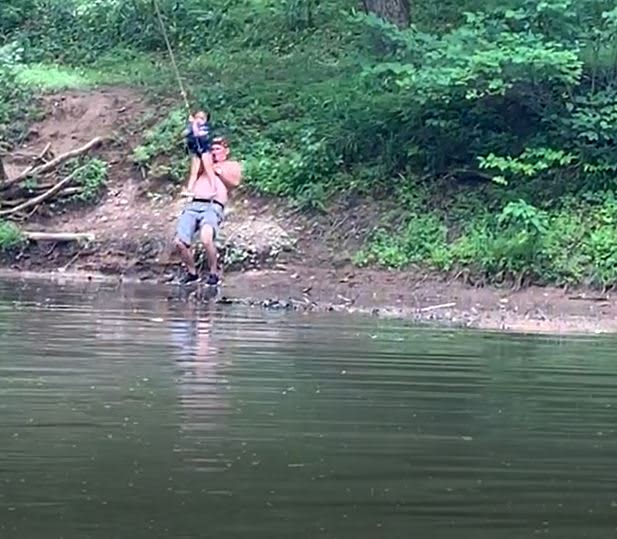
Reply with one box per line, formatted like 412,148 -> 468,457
0,221 -> 25,252
72,159 -> 109,202
0,42 -> 32,144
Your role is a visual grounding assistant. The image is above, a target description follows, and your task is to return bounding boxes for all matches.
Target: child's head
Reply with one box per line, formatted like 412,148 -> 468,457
194,110 -> 210,122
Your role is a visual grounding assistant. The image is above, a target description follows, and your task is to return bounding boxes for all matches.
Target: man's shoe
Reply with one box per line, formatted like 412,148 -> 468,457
179,271 -> 199,285
206,273 -> 220,286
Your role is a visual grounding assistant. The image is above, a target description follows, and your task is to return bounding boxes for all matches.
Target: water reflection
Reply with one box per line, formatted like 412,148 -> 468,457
170,304 -> 231,444
1,277 -> 617,539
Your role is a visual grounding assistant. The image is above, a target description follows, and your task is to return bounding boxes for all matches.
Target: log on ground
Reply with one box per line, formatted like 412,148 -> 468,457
23,231 -> 95,243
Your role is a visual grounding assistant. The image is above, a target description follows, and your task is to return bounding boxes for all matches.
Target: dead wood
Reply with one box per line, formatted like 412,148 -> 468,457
2,137 -> 104,189
23,231 -> 95,242
0,165 -> 86,218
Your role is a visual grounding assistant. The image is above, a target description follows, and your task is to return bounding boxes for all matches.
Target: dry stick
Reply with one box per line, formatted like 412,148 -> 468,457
3,137 -> 104,189
23,231 -> 95,242
60,251 -> 84,272
0,154 -> 7,186
24,205 -> 40,221
0,166 -> 86,218
0,198 -> 28,207
2,184 -> 82,199
36,142 -> 52,163
418,302 -> 457,313
57,186 -> 82,197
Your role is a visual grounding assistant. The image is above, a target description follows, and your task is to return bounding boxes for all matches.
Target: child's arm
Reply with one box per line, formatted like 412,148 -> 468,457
183,119 -> 193,137
186,173 -> 197,194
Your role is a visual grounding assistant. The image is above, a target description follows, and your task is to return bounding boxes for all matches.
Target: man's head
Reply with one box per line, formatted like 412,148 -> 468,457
211,136 -> 230,163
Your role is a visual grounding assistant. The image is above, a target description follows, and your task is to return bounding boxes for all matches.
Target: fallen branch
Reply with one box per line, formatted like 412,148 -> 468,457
568,295 -> 609,302
418,302 -> 457,313
0,197 -> 28,207
36,142 -> 52,162
1,186 -> 82,205
3,137 -> 104,189
0,155 -> 6,185
60,250 -> 85,271
0,165 -> 86,218
23,231 -> 95,242
57,186 -> 82,198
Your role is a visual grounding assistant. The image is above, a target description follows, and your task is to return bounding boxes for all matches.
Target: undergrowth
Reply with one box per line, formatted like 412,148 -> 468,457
0,221 -> 25,252
4,0 -> 617,288
71,158 -> 109,202
0,43 -> 33,146
356,193 -> 617,289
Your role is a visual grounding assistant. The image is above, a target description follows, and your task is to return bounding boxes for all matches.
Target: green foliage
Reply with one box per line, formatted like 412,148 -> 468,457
15,63 -> 95,90
478,148 -> 577,185
356,213 -> 449,268
0,221 -> 25,252
132,108 -> 188,183
72,159 -> 109,202
362,194 -> 617,288
7,0 -> 617,287
0,42 -> 32,145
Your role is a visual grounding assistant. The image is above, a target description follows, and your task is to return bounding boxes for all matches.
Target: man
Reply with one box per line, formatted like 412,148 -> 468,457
173,136 -> 242,285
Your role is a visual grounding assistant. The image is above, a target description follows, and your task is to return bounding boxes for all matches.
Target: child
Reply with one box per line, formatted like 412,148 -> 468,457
184,110 -> 214,193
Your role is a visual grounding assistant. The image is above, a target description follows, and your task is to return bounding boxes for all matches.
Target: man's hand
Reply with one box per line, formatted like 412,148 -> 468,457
180,189 -> 193,199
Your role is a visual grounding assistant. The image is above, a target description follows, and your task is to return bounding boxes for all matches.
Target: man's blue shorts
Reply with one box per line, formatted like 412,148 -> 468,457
175,200 -> 224,246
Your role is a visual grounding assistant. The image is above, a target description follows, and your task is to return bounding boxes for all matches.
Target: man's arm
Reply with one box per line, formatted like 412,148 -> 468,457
202,151 -> 220,184
214,162 -> 242,190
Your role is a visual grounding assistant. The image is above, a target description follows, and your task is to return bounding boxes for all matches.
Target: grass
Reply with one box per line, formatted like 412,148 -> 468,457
0,221 -> 25,252
13,48 -> 179,93
15,63 -> 96,90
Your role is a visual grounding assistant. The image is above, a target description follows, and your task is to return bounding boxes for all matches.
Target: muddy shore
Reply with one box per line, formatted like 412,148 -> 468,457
2,263 -> 617,336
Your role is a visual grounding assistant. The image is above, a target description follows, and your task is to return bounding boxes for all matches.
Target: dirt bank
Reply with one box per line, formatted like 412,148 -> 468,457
3,265 -> 617,335
2,86 -> 617,335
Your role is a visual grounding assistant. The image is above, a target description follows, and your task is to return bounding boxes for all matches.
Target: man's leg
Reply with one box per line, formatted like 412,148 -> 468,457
174,238 -> 198,277
174,208 -> 199,283
199,224 -> 218,283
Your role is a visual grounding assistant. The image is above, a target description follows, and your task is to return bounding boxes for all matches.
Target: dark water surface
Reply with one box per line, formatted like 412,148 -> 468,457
1,277 -> 616,538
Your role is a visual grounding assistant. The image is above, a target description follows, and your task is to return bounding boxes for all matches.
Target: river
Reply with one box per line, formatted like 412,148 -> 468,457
0,276 -> 616,538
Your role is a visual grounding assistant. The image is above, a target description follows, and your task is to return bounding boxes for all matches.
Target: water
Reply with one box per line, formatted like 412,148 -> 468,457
1,277 -> 616,539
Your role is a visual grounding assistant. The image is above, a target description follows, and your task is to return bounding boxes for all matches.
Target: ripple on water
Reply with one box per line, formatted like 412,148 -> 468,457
0,277 -> 617,539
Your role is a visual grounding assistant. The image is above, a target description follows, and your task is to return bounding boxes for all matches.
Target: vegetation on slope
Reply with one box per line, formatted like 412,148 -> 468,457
2,0 -> 617,287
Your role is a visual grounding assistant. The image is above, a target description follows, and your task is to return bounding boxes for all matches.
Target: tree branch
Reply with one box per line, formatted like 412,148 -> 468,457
2,137 -> 104,190
23,231 -> 95,242
0,166 -> 86,218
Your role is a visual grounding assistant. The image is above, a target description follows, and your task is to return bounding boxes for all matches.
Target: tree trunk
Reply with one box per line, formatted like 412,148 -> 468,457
363,0 -> 410,28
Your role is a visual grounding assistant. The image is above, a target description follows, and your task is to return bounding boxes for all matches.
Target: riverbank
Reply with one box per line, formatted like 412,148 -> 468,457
2,86 -> 617,336
2,265 -> 617,335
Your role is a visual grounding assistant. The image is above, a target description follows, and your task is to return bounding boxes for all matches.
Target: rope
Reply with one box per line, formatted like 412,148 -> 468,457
152,0 -> 191,113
